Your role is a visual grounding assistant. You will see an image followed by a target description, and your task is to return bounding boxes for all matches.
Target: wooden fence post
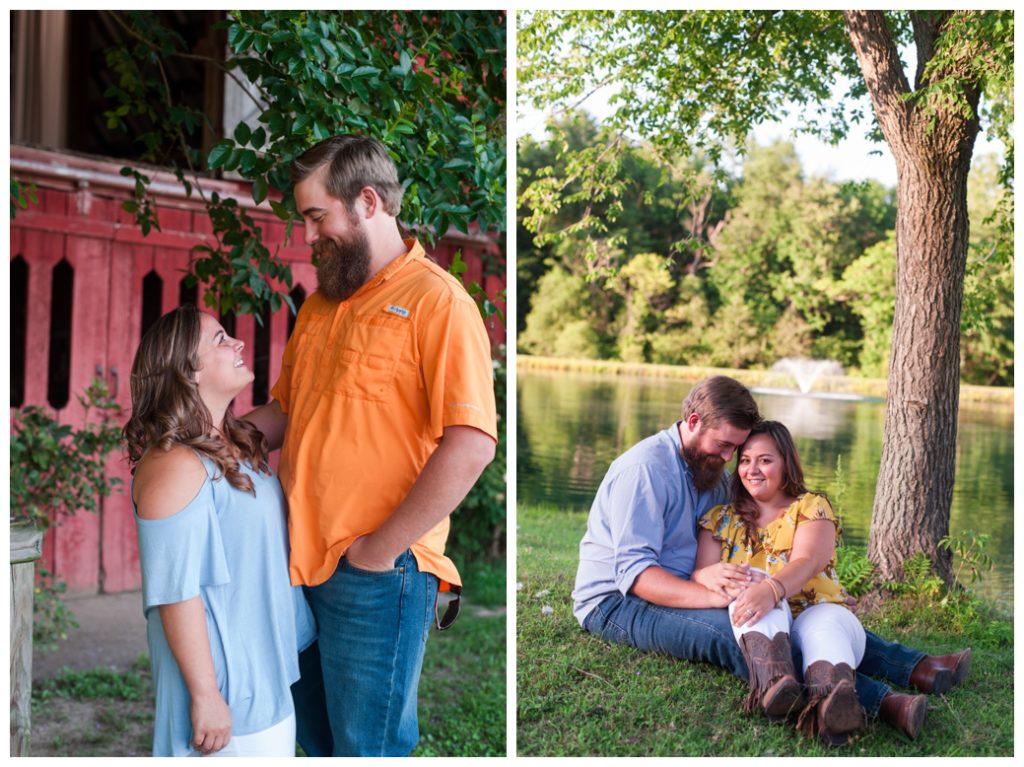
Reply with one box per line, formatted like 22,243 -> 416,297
10,521 -> 44,757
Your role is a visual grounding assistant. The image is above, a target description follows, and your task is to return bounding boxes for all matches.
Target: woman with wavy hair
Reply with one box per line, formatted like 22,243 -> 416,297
694,421 -> 877,746
125,304 -> 315,757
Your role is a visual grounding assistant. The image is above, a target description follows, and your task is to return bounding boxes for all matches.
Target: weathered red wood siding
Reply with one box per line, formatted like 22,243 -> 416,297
10,145 -> 506,594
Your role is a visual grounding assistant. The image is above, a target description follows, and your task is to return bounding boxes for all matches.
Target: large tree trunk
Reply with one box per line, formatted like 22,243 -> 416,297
843,11 -> 981,583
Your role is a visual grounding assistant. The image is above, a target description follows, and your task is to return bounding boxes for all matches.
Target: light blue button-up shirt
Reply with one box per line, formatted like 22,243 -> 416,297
572,422 -> 731,625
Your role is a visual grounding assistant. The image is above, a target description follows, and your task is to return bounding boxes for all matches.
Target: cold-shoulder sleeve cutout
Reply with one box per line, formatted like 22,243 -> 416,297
133,446 -> 210,521
136,477 -> 231,614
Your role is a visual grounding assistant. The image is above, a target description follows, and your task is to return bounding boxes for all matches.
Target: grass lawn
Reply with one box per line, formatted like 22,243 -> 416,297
516,504 -> 1013,757
30,557 -> 506,758
414,555 -> 507,756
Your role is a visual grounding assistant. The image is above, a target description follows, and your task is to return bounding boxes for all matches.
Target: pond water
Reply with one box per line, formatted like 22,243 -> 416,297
517,369 -> 1014,611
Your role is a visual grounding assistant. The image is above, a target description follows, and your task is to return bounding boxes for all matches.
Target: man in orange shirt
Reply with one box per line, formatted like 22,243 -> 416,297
247,135 -> 497,756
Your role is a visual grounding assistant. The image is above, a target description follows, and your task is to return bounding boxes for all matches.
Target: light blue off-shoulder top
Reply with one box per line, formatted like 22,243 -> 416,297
134,455 -> 316,757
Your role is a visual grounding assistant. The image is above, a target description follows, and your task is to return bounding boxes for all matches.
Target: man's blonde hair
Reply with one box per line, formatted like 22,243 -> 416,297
290,135 -> 404,216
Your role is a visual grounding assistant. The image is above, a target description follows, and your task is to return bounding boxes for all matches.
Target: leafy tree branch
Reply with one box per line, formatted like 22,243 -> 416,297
102,10 -> 506,318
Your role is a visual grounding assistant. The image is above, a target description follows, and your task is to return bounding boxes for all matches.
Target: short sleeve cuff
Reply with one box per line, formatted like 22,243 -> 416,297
441,407 -> 498,441
270,378 -> 290,414
797,494 -> 838,525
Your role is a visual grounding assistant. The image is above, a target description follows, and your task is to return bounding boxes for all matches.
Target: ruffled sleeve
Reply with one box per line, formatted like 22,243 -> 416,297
768,494 -> 839,554
795,493 -> 838,524
698,504 -> 754,565
136,479 -> 231,615
698,504 -> 728,536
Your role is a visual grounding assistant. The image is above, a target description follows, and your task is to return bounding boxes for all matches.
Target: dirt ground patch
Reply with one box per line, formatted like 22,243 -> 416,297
31,690 -> 154,757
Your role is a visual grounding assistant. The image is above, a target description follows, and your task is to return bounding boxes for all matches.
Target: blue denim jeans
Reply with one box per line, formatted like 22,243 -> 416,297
582,593 -> 925,717
291,549 -> 438,756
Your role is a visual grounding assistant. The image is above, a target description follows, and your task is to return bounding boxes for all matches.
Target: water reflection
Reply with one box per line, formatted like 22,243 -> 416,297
517,369 -> 1013,610
752,391 -> 854,440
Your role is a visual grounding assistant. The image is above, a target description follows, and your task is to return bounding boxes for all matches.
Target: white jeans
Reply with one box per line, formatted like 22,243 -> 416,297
730,600 -> 866,671
190,712 -> 296,758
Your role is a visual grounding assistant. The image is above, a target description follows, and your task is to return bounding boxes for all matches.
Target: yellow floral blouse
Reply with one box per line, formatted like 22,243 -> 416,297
699,493 -> 851,616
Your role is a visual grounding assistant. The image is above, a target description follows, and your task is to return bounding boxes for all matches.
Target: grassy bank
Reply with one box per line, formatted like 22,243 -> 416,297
517,355 -> 1014,407
30,558 -> 506,757
516,504 -> 1013,757
415,556 -> 507,756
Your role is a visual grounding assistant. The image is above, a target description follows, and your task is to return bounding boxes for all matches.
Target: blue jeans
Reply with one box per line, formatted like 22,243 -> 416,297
291,549 -> 438,756
582,593 -> 925,717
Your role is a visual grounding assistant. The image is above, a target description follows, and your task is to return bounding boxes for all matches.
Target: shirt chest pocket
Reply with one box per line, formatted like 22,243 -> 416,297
331,316 -> 410,402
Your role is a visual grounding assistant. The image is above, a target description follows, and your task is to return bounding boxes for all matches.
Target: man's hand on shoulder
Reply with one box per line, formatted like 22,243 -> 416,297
242,399 -> 288,451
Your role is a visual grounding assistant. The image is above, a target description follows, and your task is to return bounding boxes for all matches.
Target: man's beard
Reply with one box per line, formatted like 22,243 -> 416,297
313,226 -> 372,302
681,442 -> 727,492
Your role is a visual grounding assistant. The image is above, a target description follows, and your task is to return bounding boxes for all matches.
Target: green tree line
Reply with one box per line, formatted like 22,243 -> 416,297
518,112 -> 1012,387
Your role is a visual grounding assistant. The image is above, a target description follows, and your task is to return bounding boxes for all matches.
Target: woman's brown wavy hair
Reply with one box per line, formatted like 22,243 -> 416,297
730,420 -> 821,547
123,304 -> 269,493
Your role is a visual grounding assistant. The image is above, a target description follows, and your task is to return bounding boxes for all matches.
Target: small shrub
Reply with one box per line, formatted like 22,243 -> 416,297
32,567 -> 79,652
10,379 -> 124,648
830,454 -> 847,522
33,667 -> 147,703
882,552 -> 944,599
834,545 -> 875,597
449,351 -> 507,562
939,529 -> 994,585
9,378 -> 123,530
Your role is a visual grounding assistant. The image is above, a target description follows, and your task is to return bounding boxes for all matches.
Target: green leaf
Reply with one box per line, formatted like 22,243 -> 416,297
207,141 -> 234,169
252,176 -> 269,205
270,200 -> 291,221
448,249 -> 469,277
234,121 -> 252,145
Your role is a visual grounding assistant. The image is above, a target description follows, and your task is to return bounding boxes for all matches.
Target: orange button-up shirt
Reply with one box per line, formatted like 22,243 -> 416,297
271,239 -> 498,589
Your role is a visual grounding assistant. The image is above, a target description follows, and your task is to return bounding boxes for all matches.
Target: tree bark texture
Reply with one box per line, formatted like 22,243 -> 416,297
843,11 -> 980,583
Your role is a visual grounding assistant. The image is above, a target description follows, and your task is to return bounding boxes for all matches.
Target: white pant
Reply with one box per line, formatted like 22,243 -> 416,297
190,712 -> 296,758
730,600 -> 866,672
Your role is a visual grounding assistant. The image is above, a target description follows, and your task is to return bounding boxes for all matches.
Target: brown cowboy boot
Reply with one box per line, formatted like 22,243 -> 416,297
796,660 -> 865,746
879,692 -> 928,740
909,648 -> 971,695
738,632 -> 804,722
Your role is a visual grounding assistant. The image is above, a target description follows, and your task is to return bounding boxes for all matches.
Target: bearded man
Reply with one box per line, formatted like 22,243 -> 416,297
573,375 -> 969,740
246,135 -> 497,756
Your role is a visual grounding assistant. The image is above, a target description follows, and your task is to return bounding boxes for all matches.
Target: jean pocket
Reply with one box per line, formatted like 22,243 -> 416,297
340,557 -> 403,577
586,600 -> 630,646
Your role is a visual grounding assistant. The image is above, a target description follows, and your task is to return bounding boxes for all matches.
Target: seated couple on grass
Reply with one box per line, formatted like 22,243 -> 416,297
572,376 -> 970,746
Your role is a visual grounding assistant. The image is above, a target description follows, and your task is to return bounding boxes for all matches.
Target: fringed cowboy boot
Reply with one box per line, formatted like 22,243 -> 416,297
796,660 -> 865,746
909,648 -> 971,695
738,631 -> 804,722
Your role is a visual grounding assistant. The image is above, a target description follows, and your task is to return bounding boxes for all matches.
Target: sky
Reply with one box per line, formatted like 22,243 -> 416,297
516,39 -> 1005,189
517,95 -> 902,188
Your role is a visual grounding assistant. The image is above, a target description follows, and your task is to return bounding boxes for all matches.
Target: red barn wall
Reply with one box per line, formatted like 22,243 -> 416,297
10,144 -> 505,595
